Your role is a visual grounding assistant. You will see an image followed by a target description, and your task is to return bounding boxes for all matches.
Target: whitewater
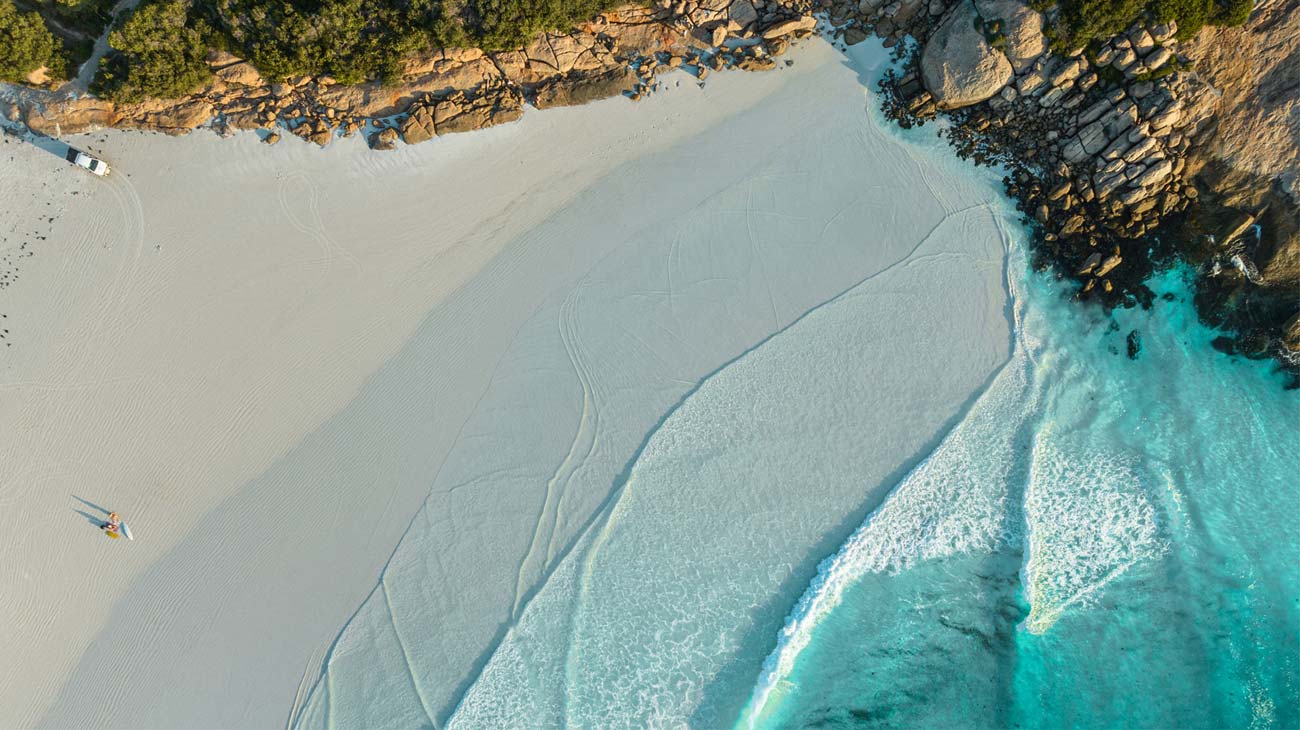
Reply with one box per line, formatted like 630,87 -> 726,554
291,38 -> 1018,728
5,32 -> 1018,728
290,35 -> 1298,730
745,259 -> 1298,728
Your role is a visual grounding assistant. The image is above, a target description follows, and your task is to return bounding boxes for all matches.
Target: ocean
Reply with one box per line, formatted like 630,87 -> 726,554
746,263 -> 1300,729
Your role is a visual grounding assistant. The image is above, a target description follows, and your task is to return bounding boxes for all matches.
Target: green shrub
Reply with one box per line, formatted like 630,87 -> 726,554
1046,0 -> 1253,47
201,0 -> 445,83
95,0 -> 212,101
31,0 -> 117,38
0,0 -> 62,83
57,0 -> 622,97
465,0 -> 615,49
1054,0 -> 1148,46
1153,0 -> 1252,38
197,0 -> 618,82
24,0 -> 1260,103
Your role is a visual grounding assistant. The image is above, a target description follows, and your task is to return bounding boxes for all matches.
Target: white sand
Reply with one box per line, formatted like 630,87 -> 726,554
0,38 -> 1012,729
299,41 -> 1016,729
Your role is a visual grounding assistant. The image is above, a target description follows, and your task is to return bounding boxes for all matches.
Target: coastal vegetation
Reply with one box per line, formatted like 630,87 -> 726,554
0,0 -> 63,82
11,0 -> 1253,103
1041,0 -> 1252,48
202,0 -> 431,85
93,0 -> 212,101
25,0 -> 117,38
91,0 -> 621,101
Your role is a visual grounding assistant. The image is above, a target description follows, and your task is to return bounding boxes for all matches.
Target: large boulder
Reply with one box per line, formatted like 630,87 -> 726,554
973,0 -> 1045,73
129,99 -> 215,134
729,0 -> 758,27
214,61 -> 264,87
532,66 -> 635,110
433,87 -> 524,135
400,104 -> 437,144
761,15 -> 816,39
23,98 -> 118,135
370,126 -> 399,150
921,0 -> 1013,109
24,66 -> 50,86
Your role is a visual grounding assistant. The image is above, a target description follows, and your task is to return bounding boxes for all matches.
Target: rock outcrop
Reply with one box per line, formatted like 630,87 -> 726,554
7,1 -> 828,147
23,98 -> 118,135
973,0 -> 1045,73
921,0 -> 1013,109
213,61 -> 264,88
761,15 -> 816,39
885,0 -> 1300,371
4,0 -> 1294,368
1181,0 -> 1300,199
399,104 -> 436,145
533,66 -> 636,109
1166,0 -> 1299,359
370,126 -> 399,150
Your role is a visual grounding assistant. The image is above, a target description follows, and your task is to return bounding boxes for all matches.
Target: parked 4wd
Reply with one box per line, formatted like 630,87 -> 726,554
66,148 -> 110,176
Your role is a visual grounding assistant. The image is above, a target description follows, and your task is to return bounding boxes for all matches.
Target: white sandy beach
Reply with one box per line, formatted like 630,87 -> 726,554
1,38 -> 1013,728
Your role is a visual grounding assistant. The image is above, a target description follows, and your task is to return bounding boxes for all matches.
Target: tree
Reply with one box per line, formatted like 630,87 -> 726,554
96,0 -> 212,101
0,0 -> 61,83
1051,0 -> 1254,47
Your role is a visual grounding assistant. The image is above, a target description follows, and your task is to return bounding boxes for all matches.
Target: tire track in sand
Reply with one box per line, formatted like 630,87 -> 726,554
277,171 -> 361,276
511,282 -> 603,620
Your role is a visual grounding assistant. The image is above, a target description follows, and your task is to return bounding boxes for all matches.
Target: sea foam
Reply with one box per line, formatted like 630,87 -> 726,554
740,244 -> 1178,725
448,201 -> 1012,729
295,38 -> 1019,730
744,263 -> 1298,729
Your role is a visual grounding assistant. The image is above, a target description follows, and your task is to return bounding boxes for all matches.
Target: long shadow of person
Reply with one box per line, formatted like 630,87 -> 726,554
72,495 -> 111,527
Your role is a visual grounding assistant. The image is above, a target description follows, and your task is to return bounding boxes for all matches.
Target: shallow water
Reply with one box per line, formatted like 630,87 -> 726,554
745,264 -> 1300,729
294,40 -> 1017,729
294,39 -> 1299,730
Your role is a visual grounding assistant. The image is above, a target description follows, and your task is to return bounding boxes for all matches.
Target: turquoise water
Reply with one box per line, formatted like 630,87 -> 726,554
746,265 -> 1300,729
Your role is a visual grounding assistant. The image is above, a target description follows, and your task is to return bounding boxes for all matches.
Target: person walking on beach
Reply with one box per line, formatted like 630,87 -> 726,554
101,511 -> 121,534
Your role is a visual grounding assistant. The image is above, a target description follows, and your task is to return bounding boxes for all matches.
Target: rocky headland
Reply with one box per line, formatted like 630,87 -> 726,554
880,0 -> 1298,380
3,0 -> 1297,380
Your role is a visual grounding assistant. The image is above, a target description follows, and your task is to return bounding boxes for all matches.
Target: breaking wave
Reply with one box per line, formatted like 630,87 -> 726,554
741,250 -> 1179,727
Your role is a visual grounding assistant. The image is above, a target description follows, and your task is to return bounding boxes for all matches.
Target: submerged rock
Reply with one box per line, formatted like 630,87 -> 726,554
1126,329 -> 1141,359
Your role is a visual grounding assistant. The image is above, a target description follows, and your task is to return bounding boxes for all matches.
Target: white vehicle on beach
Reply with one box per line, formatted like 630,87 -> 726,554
65,148 -> 110,176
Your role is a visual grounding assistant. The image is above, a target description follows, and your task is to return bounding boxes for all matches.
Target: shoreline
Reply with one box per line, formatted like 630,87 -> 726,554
4,0 -> 1294,379
874,10 -> 1299,382
296,39 -> 1018,728
1,17 -> 1291,727
1,61 -> 809,726
1,37 -> 1019,727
